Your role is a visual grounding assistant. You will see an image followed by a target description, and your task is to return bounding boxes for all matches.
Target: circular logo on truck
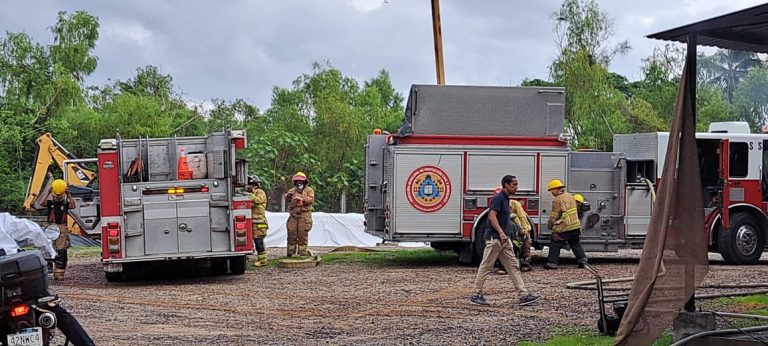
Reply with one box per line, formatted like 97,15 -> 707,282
405,165 -> 452,213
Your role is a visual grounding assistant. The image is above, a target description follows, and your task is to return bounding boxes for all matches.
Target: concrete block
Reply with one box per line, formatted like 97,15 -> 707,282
673,311 -> 717,342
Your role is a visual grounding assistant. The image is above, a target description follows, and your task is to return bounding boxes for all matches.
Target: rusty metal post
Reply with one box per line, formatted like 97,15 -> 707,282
684,32 -> 697,313
431,0 -> 445,84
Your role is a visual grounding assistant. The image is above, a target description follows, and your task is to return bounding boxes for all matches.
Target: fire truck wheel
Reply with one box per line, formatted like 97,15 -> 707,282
105,272 -> 124,282
229,256 -> 246,275
211,258 -> 228,276
472,218 -> 489,264
718,213 -> 765,265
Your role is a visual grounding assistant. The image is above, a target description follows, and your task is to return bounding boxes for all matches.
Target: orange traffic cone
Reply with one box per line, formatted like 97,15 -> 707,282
177,147 -> 193,180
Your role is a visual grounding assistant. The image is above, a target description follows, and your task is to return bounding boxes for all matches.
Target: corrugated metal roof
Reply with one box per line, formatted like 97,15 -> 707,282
647,3 -> 768,53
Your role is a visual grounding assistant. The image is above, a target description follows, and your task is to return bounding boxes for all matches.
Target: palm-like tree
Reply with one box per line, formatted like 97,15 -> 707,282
701,49 -> 763,103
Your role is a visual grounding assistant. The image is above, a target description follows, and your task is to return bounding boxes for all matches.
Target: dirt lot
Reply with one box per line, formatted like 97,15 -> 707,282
48,248 -> 768,345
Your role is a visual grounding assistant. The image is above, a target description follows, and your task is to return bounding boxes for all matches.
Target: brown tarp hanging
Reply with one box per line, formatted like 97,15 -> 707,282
614,59 -> 710,345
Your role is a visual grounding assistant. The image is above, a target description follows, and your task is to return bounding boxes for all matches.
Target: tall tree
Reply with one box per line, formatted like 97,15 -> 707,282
733,67 -> 768,130
549,0 -> 631,150
700,49 -> 763,103
0,11 -> 99,211
552,0 -> 629,68
247,63 -> 403,211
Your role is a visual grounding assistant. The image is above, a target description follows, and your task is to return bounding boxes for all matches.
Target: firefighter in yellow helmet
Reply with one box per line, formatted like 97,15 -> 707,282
544,179 -> 587,270
46,179 -> 74,281
572,193 -> 590,220
246,175 -> 269,267
284,172 -> 315,257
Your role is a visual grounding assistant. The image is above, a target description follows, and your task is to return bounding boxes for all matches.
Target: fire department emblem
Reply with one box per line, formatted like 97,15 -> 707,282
405,165 -> 451,213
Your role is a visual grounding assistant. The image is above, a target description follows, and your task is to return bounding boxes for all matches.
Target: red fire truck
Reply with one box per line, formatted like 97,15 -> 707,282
66,130 -> 255,280
364,85 -> 766,265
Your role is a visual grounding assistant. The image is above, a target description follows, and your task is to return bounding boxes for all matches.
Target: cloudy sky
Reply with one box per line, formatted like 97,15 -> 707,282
1,0 -> 764,110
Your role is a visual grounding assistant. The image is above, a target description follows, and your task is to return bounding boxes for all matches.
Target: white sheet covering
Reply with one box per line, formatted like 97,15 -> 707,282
263,212 -> 425,248
0,213 -> 56,258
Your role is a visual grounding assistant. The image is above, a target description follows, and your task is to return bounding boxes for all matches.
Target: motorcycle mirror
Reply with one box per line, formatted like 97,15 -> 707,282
43,224 -> 61,241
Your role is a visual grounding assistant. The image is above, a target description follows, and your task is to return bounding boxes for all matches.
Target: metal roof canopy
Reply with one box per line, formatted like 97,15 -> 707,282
648,3 -> 768,53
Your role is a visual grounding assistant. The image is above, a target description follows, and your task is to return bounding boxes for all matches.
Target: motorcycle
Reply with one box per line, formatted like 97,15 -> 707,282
0,224 -> 62,346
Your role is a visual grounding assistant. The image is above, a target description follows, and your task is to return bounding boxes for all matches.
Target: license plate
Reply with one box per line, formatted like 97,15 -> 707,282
7,327 -> 43,346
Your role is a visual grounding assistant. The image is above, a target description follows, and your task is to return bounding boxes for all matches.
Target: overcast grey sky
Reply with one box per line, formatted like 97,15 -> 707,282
1,0 -> 764,110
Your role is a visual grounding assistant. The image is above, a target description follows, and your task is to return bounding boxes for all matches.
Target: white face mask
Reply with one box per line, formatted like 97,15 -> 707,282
296,183 -> 305,190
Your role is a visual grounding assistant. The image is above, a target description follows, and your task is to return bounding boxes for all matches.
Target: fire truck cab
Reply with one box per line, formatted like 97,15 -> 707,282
616,123 -> 768,265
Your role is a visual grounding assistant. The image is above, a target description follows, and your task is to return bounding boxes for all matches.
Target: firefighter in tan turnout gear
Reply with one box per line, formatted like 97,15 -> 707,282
284,172 -> 315,257
510,197 -> 533,272
246,175 -> 269,267
45,179 -> 74,281
544,179 -> 588,270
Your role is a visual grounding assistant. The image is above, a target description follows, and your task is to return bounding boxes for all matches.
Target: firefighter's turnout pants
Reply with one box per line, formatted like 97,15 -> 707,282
252,218 -> 269,265
286,213 -> 313,256
250,189 -> 269,266
54,224 -> 71,280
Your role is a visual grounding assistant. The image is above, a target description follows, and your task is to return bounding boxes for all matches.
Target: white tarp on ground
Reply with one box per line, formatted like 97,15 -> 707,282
263,212 -> 425,248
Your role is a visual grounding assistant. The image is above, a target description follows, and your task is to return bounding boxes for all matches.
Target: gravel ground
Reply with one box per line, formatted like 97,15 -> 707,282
46,248 -> 768,345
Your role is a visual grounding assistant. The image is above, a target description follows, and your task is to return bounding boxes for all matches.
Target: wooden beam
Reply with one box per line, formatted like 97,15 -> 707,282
431,0 -> 445,85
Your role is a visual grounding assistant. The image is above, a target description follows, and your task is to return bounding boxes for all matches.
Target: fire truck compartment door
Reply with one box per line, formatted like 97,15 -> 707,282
466,153 -> 535,191
625,187 -> 652,236
538,154 -> 568,236
393,152 -> 462,234
144,202 -> 179,255
176,200 -> 212,253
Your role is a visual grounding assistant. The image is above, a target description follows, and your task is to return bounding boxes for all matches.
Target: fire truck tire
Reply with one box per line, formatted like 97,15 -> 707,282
718,213 -> 765,265
472,218 -> 489,264
229,256 -> 247,275
211,258 -> 228,276
105,272 -> 124,282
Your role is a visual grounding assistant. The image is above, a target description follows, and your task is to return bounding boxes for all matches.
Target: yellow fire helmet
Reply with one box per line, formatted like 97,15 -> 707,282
573,194 -> 585,203
51,179 -> 67,196
292,172 -> 307,182
547,179 -> 565,191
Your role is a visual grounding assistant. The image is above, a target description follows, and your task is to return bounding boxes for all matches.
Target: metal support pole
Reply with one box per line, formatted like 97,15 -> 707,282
431,0 -> 445,85
684,33 -> 698,313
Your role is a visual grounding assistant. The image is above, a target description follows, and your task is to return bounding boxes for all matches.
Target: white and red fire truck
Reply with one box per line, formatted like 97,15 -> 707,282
66,130 -> 255,281
363,85 -> 767,265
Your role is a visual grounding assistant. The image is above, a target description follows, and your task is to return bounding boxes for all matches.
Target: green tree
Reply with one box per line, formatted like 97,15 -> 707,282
552,0 -> 629,67
0,11 -> 99,211
247,63 -> 403,212
701,49 -> 763,103
733,67 -> 768,130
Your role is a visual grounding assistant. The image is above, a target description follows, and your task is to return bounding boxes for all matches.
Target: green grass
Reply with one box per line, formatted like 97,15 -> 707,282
69,246 -> 102,258
717,294 -> 768,317
259,248 -> 457,268
518,327 -> 673,346
319,248 -> 457,266
524,295 -> 768,346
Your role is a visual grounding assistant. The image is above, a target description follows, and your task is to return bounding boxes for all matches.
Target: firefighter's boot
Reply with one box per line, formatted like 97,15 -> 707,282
253,253 -> 268,267
298,245 -> 311,257
287,245 -> 296,257
520,259 -> 533,272
53,268 -> 65,281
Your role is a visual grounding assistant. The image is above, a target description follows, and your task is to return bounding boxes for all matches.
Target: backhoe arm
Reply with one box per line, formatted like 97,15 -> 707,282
23,133 -> 97,211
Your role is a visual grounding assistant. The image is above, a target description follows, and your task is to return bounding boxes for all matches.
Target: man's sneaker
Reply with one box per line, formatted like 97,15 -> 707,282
495,268 -> 507,275
543,263 -> 558,270
577,260 -> 588,269
519,292 -> 541,306
470,294 -> 490,306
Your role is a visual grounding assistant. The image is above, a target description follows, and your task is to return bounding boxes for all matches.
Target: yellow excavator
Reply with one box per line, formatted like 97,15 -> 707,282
23,133 -> 98,236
